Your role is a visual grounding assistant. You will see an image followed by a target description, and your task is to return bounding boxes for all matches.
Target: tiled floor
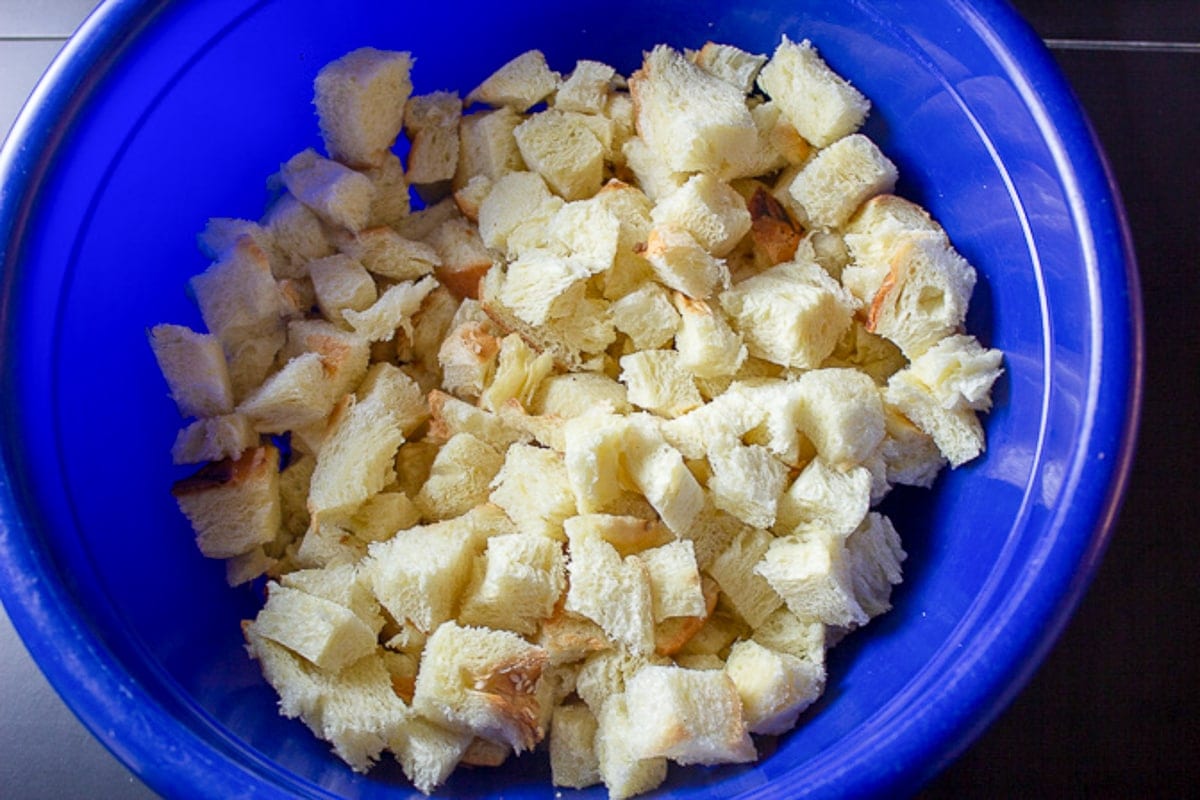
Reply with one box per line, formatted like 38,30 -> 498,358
2,2 -> 1197,798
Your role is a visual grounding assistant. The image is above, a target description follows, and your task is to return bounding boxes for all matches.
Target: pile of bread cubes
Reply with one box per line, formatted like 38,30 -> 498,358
150,34 -> 1003,799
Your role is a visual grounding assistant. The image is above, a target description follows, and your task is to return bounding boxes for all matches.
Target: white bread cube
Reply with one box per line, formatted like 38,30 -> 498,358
489,443 -> 578,540
345,491 -> 420,543
756,36 -> 870,148
877,403 -> 947,488
281,318 -> 372,402
725,638 -> 824,735
564,521 -> 655,654
308,365 -> 423,523
885,368 -> 985,467
673,294 -> 747,379
189,237 -> 285,354
845,512 -> 906,619
796,367 -> 886,467
562,412 -> 635,514
338,226 -> 439,282
531,372 -> 631,418
477,170 -> 556,253
718,260 -> 857,369
788,133 -> 898,230
437,321 -> 500,400
620,136 -> 689,203
610,283 -> 679,350
280,148 -> 376,233
641,224 -> 731,300
292,521 -> 366,570
426,389 -> 529,451
707,525 -> 784,628
416,432 -> 505,521
171,413 -> 259,464
467,49 -> 560,111
197,217 -> 275,264
821,319 -> 907,385
262,193 -> 335,278
251,582 -> 377,673
574,648 -> 667,714
775,457 -> 872,537
537,607 -> 610,666
455,106 -> 526,188
594,693 -> 668,800
452,173 -> 492,222
751,606 -> 827,663
235,352 -> 335,434
907,333 -> 1003,412
365,514 -> 486,633
545,198 -> 622,273
277,450 -> 315,542
721,378 -> 810,466
479,333 -> 555,413
362,152 -> 412,228
622,664 -> 755,765
242,627 -> 328,748
556,59 -> 617,113
513,109 -> 605,201
424,215 -> 496,301
342,276 -> 439,342
841,193 -> 946,305
495,252 -> 592,328
458,532 -> 566,634
623,419 -> 706,536
756,530 -> 866,628
224,546 -> 274,587
308,254 -> 377,325
563,514 -> 673,558
618,349 -> 702,419
172,444 -> 281,559
404,91 -> 462,187
629,44 -> 758,179
550,703 -> 601,789
640,539 -> 706,621
313,47 -> 412,168
412,621 -> 549,752
389,715 -> 473,794
406,284 -> 460,369
650,173 -> 753,258
682,501 -> 748,571
149,324 -> 234,418
746,184 -> 803,267
706,440 -> 789,529
690,42 -> 768,94
659,389 -> 756,460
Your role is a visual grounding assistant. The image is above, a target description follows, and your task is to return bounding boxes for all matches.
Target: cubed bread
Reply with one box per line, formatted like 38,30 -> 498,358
639,539 -> 706,621
618,349 -> 703,418
495,251 -> 593,327
458,532 -> 566,634
622,419 -> 706,536
537,607 -> 610,666
629,44 -> 758,179
345,491 -> 420,543
650,173 -> 753,258
477,170 -> 556,253
452,173 -> 492,222
640,224 -> 731,300
659,389 -> 757,460
262,193 -> 335,278
564,520 -> 656,654
235,352 -> 336,434
564,513 -> 674,558
479,333 -> 556,413
756,36 -> 869,148
707,525 -> 784,628
342,276 -> 439,342
562,412 -> 635,513
706,439 -> 790,529
610,282 -> 679,350
426,389 -> 529,450
747,185 -> 803,266
756,530 -> 865,628
281,318 -> 372,402
412,621 -> 549,752
189,237 -> 285,354
594,693 -> 668,800
438,321 -> 500,400
821,319 -> 908,384
338,226 -> 440,282
795,367 -> 886,467
725,638 -> 825,735
415,432 -> 505,521
424,215 -> 496,300
171,413 -> 259,464
885,367 -> 986,467
251,581 -> 378,673
876,402 -> 947,487
308,254 -> 377,325
280,148 -> 376,233
620,136 -> 689,203
404,90 -> 462,187
775,457 -> 872,537
787,133 -> 898,230
149,324 -> 234,418
841,193 -> 946,305
313,47 -> 413,168
845,512 -> 906,619
172,444 -> 281,559
545,198 -> 622,273
389,715 -> 473,794
673,294 -> 748,379
489,442 -> 578,540
622,664 -> 755,765
530,372 -> 631,418
555,59 -> 617,113
455,106 -> 526,188
362,152 -> 412,228
718,260 -> 857,369
550,703 -> 602,789
467,49 -> 560,111
690,41 -> 768,94
513,109 -> 605,201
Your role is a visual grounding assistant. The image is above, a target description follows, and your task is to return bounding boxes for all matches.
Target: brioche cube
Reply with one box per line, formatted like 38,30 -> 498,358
467,49 -> 560,111
458,532 -> 566,634
620,136 -> 689,203
496,252 -> 593,327
343,276 -> 438,342
197,216 -> 275,263
414,432 -> 504,522
412,621 -> 548,752
706,439 -> 789,529
314,47 -> 412,168
673,294 -> 747,379
149,324 -> 234,418
427,389 -> 529,451
438,321 -> 500,400
262,193 -> 334,278
640,539 -> 706,621
424,215 -> 496,300
452,173 -> 492,222
234,352 -> 332,434
885,368 -> 986,468
251,582 -> 377,673
243,626 -> 330,743
189,237 -> 284,354
757,36 -> 869,148
531,372 -> 631,417
281,148 -> 376,232
338,227 -> 439,282
308,254 -> 377,325
690,41 -> 768,94
455,106 -> 526,188
550,703 -> 602,789
293,520 -> 367,570
619,349 -> 702,419
708,526 -> 784,628
651,174 -> 753,258
514,109 -> 605,201
719,259 -> 856,369
752,606 -> 827,663
537,607 -> 610,667
345,491 -> 420,543
172,445 -> 281,559
362,151 -> 412,228
796,367 -> 886,467
321,654 -> 417,772
366,515 -> 485,633
480,333 -> 555,413
307,365 -> 423,523
641,224 -> 731,300
721,378 -> 811,466
775,457 -> 872,537
788,133 -> 898,229
822,319 -> 908,384
907,333 -> 1004,411
725,638 -> 824,735
609,282 -> 678,350
405,91 -> 462,187
556,59 -> 617,113
489,443 -> 578,539
629,44 -> 758,179
390,715 -> 474,794
595,693 -> 668,800
622,665 -> 755,765
281,318 -> 372,401
564,521 -> 656,654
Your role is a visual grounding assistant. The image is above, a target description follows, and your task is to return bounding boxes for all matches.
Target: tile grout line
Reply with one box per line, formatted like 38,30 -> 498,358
1045,38 -> 1200,53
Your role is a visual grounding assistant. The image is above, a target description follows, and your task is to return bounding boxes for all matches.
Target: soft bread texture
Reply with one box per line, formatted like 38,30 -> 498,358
756,36 -> 869,148
314,48 -> 413,168
172,444 -> 282,559
281,148 -> 376,233
149,324 -> 235,418
467,50 -> 560,112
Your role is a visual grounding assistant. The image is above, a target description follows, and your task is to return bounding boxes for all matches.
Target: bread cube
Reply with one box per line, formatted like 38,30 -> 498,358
659,390 -> 756,460
478,170 -> 558,252
774,457 -> 871,537
641,224 -> 731,300
514,109 -> 605,201
262,193 -> 334,278
752,606 -> 827,663
338,226 -> 439,282
756,530 -> 864,628
251,581 -> 378,673
556,59 -> 617,113
885,368 -> 986,468
821,319 -> 908,385
690,41 -> 768,94
280,148 -> 376,232
531,372 -> 631,417
563,514 -> 674,558
651,174 -> 753,258
234,353 -> 332,434
619,349 -> 702,418
170,413 -> 258,465
623,420 -> 706,536
467,49 -> 560,112
595,693 -> 668,800
437,321 -> 500,400
189,237 -> 285,353
426,389 -> 529,451
640,539 -> 706,621
725,639 -> 824,735
841,193 -> 946,305
404,90 -> 462,188
416,432 -> 505,521
496,251 -> 593,327
622,665 -> 755,765
342,276 -> 439,342
455,106 -> 526,188
362,152 -> 412,228
545,198 -> 622,273
706,440 -> 789,529
314,47 -> 412,168
877,403 -> 947,488
629,44 -> 758,179
489,443 -> 578,539
719,260 -> 857,369
412,621 -> 549,752
537,607 -> 610,666
757,36 -> 869,148
788,133 -> 898,230
673,294 -> 747,379
308,254 -> 377,325
747,184 -> 803,266
293,520 -> 366,570
564,522 -> 656,654
458,532 -> 566,634
708,526 -> 784,628
424,215 -> 496,300
345,491 -> 420,543
149,324 -> 234,418
846,512 -> 906,619
796,367 -> 886,467
281,318 -> 372,402
172,444 -> 281,559
389,715 -> 473,794
452,173 -> 492,222
550,703 -> 602,789
562,412 -> 634,513
480,333 -> 555,413
610,283 -> 679,350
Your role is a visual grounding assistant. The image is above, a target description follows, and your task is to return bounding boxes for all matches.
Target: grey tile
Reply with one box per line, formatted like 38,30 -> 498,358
0,40 -> 66,144
0,0 -> 99,38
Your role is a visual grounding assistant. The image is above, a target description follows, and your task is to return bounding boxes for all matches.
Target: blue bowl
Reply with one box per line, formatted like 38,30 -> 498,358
0,1 -> 1141,798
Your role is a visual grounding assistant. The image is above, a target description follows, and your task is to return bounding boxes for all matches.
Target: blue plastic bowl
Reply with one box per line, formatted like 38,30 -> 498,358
0,1 -> 1141,798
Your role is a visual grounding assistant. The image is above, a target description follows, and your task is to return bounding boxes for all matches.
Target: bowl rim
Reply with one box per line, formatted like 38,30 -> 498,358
0,0 -> 1143,798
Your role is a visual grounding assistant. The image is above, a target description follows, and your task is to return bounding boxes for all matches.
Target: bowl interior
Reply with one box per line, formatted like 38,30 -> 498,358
0,0 -> 1138,798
